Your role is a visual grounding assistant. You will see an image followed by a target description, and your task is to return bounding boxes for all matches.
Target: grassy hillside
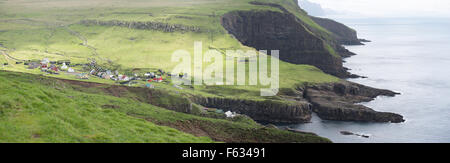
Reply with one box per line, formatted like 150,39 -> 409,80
0,70 -> 331,143
0,0 -> 341,142
0,71 -> 213,143
0,0 -> 339,87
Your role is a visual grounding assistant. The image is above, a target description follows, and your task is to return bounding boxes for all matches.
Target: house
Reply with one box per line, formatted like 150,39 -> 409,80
49,65 -> 59,72
27,62 -> 40,69
102,73 -> 111,79
155,76 -> 163,82
144,72 -> 156,79
225,111 -> 238,118
118,75 -> 129,81
97,72 -> 104,77
61,63 -> 68,70
67,68 -> 75,73
41,64 -> 48,69
57,60 -> 70,65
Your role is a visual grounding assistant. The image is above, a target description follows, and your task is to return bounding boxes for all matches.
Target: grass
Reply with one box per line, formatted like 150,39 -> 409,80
0,0 -> 342,143
0,23 -> 339,100
0,70 -> 331,143
0,0 -> 341,109
0,71 -> 213,143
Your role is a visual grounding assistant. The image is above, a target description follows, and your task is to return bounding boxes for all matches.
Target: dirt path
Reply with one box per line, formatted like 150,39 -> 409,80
64,26 -> 98,57
1,49 -> 24,62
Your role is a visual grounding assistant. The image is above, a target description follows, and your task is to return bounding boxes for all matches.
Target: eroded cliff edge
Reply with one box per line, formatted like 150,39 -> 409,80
61,75 -> 404,124
303,82 -> 404,123
221,10 -> 349,78
189,82 -> 405,123
220,3 -> 404,123
310,16 -> 363,45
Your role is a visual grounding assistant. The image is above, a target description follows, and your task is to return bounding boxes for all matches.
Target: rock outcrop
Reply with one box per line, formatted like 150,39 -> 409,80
50,69 -> 404,124
74,2 -> 402,124
188,81 -> 406,124
58,76 -> 312,123
221,10 -> 348,77
303,81 -> 405,123
219,4 -> 404,123
190,96 -> 312,123
80,19 -> 201,33
310,16 -> 363,45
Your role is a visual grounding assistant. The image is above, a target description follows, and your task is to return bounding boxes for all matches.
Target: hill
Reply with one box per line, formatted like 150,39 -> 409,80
0,70 -> 331,143
0,0 -> 404,142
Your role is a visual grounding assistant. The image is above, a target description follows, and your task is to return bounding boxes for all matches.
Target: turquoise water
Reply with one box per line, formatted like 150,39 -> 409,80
283,18 -> 450,143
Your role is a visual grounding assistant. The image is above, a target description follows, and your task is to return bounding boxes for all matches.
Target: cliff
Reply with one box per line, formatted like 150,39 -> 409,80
190,96 -> 312,123
221,1 -> 365,77
188,82 -> 405,123
1,0 -> 404,125
310,16 -> 363,45
0,70 -> 331,143
219,1 -> 404,123
221,10 -> 348,77
61,72 -> 403,123
303,81 -> 405,123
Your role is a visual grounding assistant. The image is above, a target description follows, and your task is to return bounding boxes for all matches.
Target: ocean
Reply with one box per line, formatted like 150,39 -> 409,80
282,18 -> 450,143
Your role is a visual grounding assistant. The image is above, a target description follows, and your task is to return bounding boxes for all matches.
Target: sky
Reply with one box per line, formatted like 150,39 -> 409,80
308,0 -> 450,18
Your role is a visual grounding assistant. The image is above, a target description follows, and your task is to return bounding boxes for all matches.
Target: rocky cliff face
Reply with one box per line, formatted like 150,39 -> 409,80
59,76 -> 313,123
190,96 -> 312,123
72,1 -> 403,124
303,81 -> 405,123
310,16 -> 363,45
219,3 -> 404,123
58,70 -> 404,123
188,81 -> 405,123
221,10 -> 348,77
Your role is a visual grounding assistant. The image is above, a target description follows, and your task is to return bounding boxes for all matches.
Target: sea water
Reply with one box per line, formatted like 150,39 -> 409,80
281,18 -> 450,143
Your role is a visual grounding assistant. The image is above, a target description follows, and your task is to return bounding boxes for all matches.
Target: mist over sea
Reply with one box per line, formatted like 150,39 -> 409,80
282,18 -> 450,143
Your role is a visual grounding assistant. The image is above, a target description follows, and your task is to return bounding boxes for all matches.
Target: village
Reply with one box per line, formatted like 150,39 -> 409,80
4,58 -> 173,87
2,57 -> 240,118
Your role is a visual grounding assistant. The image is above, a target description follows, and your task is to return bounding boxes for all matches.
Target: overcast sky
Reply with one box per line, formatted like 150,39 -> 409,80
308,0 -> 450,18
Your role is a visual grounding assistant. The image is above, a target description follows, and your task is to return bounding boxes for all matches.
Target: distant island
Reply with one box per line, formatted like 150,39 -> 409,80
298,0 -> 338,16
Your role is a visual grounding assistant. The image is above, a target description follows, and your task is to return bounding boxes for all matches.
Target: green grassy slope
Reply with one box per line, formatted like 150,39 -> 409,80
0,0 -> 339,84
0,70 -> 331,143
0,0 -> 342,142
0,71 -> 213,143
